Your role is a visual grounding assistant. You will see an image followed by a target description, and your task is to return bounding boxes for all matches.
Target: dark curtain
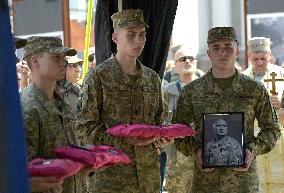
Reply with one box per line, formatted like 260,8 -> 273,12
94,0 -> 178,78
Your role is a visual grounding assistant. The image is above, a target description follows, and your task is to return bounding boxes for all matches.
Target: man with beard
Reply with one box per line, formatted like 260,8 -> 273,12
163,48 -> 204,86
243,37 -> 284,111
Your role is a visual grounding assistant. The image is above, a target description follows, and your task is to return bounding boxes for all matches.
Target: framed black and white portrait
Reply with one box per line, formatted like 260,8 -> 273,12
202,112 -> 245,167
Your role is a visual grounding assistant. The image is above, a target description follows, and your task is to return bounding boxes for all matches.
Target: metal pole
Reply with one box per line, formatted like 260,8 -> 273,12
81,0 -> 93,80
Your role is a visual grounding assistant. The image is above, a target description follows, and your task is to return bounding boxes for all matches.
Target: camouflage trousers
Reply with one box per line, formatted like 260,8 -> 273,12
165,145 -> 194,193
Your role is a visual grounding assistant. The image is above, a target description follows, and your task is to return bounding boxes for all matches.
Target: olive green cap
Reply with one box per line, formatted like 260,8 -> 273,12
207,27 -> 238,44
111,9 -> 148,30
24,36 -> 77,58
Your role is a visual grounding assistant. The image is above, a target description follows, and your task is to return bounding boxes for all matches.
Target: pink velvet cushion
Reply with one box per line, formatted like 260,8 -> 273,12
161,124 -> 197,138
107,124 -> 196,138
106,124 -> 160,139
54,145 -> 131,169
28,158 -> 83,180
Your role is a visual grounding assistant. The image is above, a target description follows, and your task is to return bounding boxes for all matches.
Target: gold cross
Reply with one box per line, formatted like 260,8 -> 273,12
264,72 -> 284,95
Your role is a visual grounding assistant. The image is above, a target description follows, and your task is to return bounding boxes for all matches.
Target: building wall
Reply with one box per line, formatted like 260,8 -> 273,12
13,0 -> 62,36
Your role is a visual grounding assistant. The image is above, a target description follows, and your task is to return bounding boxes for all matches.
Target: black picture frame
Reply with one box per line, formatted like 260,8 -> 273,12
202,112 -> 245,167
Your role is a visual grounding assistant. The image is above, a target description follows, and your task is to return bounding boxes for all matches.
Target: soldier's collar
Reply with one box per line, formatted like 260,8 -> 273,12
113,55 -> 144,85
31,83 -> 73,117
206,69 -> 243,93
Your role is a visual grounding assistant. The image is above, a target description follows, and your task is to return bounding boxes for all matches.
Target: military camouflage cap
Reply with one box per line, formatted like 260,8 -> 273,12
111,9 -> 148,30
13,36 -> 27,49
207,27 -> 238,44
248,37 -> 271,53
23,36 -> 77,58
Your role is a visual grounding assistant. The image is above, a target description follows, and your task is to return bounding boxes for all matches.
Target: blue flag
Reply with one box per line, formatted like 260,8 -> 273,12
0,0 -> 29,192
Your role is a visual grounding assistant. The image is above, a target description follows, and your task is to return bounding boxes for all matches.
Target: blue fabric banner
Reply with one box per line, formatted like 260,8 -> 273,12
0,0 -> 29,192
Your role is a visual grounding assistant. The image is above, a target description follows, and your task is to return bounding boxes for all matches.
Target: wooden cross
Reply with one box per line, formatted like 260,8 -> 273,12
264,72 -> 284,95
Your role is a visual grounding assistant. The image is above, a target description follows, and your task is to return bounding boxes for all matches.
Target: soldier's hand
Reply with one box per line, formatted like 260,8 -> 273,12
153,137 -> 173,149
125,137 -> 156,146
270,95 -> 281,110
234,148 -> 253,172
195,148 -> 214,173
30,176 -> 63,192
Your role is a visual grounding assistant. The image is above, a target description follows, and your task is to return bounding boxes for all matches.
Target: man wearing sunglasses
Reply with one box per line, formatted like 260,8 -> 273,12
163,47 -> 204,87
57,55 -> 83,115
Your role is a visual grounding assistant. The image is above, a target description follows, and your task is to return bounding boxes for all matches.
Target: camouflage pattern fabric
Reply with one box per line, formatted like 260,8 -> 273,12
174,70 -> 280,193
77,56 -> 163,193
111,9 -> 148,30
204,135 -> 243,166
207,27 -> 238,44
20,84 -> 86,193
56,80 -> 81,115
23,36 -> 76,58
165,143 -> 194,193
162,79 -> 194,193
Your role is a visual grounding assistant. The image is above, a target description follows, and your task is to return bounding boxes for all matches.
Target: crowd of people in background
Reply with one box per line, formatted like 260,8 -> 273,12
11,7 -> 284,193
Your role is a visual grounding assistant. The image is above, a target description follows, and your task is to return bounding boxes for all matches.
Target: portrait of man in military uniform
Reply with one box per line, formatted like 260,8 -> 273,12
203,115 -> 244,167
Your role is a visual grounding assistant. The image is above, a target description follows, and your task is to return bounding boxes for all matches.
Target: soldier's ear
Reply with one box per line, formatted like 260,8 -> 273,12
30,54 -> 40,69
235,47 -> 240,58
112,32 -> 119,44
207,49 -> 211,59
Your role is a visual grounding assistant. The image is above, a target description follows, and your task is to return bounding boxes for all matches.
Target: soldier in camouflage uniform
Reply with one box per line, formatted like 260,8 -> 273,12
174,27 -> 281,193
77,9 -> 171,193
21,37 -> 87,193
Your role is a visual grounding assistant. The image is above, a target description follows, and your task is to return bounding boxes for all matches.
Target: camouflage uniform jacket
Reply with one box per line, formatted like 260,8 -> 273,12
20,84 -> 85,193
77,56 -> 163,193
56,80 -> 81,115
174,70 -> 280,193
205,135 -> 243,166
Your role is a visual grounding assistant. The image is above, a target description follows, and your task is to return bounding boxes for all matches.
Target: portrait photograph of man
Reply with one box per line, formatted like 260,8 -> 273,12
203,113 -> 245,167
